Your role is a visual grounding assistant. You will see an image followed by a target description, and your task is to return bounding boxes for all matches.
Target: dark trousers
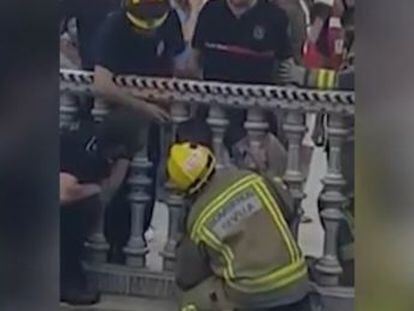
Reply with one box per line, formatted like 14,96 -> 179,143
104,180 -> 131,255
60,195 -> 100,291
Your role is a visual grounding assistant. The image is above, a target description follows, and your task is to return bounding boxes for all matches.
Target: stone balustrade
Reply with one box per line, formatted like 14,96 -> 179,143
59,69 -> 355,306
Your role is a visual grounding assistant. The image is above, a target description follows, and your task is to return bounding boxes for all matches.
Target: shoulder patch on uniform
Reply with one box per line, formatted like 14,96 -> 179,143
208,189 -> 262,239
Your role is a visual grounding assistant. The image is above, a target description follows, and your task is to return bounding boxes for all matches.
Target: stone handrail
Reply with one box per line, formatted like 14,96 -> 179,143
60,69 -> 355,115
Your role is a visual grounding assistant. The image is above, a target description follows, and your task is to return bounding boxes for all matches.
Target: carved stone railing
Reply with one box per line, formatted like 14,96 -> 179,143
59,69 -> 354,113
60,69 -> 355,308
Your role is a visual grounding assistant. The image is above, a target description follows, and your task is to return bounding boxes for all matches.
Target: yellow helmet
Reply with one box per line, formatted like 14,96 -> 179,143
167,142 -> 216,194
124,0 -> 170,30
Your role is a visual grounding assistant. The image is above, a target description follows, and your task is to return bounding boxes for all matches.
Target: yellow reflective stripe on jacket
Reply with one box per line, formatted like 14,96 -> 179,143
317,69 -> 336,89
230,263 -> 308,293
237,255 -> 306,287
191,173 -> 257,240
181,304 -> 197,311
254,181 -> 301,262
201,227 -> 235,280
326,70 -> 336,89
317,69 -> 327,89
191,174 -> 258,241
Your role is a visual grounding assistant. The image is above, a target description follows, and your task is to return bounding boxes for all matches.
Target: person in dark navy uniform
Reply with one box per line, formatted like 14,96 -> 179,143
60,112 -> 144,305
93,0 -> 187,260
178,0 -> 293,154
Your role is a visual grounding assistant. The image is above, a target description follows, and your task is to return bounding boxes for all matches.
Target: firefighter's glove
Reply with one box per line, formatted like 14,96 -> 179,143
278,60 -> 306,86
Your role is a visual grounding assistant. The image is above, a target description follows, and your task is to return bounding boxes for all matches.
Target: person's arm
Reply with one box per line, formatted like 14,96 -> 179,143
94,65 -> 170,123
180,1 -> 211,79
175,236 -> 213,290
175,47 -> 203,79
179,0 -> 209,78
162,9 -> 200,79
191,48 -> 203,79
99,158 -> 130,206
60,172 -> 101,205
274,0 -> 307,64
272,6 -> 295,81
278,60 -> 354,90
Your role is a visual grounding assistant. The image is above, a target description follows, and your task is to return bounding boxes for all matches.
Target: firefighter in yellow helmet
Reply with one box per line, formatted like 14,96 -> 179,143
167,142 -> 311,311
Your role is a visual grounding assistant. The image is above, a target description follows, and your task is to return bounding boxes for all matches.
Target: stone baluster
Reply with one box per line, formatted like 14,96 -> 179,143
314,113 -> 348,286
84,98 -> 110,263
282,109 -> 307,239
59,92 -> 78,129
244,108 -> 269,170
206,106 -> 230,169
170,102 -> 190,125
160,102 -> 189,271
124,124 -> 152,268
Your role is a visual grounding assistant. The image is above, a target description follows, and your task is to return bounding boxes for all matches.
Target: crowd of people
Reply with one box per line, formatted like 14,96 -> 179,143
59,0 -> 354,308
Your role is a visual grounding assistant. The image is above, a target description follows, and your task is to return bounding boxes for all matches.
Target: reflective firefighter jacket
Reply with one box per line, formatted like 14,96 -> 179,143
178,168 -> 309,309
